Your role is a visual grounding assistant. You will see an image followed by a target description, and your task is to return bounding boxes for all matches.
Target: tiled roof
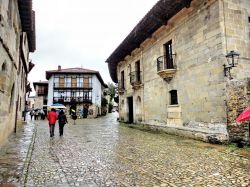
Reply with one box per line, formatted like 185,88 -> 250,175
46,68 -> 98,74
106,0 -> 192,82
33,81 -> 48,85
18,0 -> 36,52
46,68 -> 107,87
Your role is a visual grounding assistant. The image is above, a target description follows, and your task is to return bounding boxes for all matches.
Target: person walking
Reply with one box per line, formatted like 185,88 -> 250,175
34,110 -> 39,120
40,110 -> 45,120
47,108 -> 58,138
58,110 -> 68,136
30,110 -> 34,121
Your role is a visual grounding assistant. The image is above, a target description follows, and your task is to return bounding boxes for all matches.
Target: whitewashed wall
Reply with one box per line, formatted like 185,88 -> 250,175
92,75 -> 102,107
47,76 -> 54,106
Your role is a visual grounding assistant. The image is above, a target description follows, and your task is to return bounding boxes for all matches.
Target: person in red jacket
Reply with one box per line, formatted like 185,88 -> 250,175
47,108 -> 58,137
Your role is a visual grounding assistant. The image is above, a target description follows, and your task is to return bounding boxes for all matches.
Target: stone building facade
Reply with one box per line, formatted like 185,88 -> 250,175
106,0 -> 250,143
0,0 -> 36,145
33,81 -> 48,111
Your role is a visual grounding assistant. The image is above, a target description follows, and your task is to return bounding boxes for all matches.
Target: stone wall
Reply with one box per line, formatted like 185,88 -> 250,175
33,96 -> 44,109
222,0 -> 250,143
117,0 -> 249,143
226,79 -> 250,143
118,0 -> 228,131
0,0 -> 31,145
0,0 -> 20,145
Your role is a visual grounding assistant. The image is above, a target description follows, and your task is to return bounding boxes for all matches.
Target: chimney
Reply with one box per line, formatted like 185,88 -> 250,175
58,65 -> 61,71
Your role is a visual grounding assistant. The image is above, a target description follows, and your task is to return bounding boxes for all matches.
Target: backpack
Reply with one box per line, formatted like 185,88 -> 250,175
59,114 -> 66,124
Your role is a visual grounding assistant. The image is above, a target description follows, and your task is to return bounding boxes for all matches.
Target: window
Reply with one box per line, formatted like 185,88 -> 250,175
121,71 -> 125,89
23,72 -> 26,92
83,77 -> 89,88
249,17 -> 250,38
54,77 -> 59,87
128,65 -> 131,83
19,97 -> 21,111
65,77 -> 71,87
77,77 -> 83,87
164,40 -> 174,69
9,84 -> 15,112
53,91 -> 59,97
21,68 -> 24,90
71,77 -> 77,87
135,60 -> 141,82
72,91 -> 76,98
59,77 -> 64,87
169,90 -> 178,105
1,62 -> 6,71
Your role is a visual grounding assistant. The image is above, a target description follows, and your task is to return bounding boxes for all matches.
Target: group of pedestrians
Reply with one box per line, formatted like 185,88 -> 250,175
28,108 -> 69,138
79,105 -> 89,118
29,109 -> 46,120
47,109 -> 68,137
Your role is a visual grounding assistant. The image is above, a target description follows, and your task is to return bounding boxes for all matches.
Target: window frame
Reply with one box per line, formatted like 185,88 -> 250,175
169,90 -> 178,105
121,71 -> 125,89
164,40 -> 174,69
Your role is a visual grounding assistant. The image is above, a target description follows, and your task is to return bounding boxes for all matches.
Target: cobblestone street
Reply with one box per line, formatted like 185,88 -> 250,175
0,113 -> 250,186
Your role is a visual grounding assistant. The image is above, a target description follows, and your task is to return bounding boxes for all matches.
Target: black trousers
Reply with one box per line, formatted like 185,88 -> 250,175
49,124 -> 55,137
59,123 -> 65,136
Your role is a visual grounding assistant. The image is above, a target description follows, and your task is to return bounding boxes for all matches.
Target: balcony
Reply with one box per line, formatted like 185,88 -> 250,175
37,89 -> 48,96
53,83 -> 92,89
129,71 -> 143,89
157,55 -> 177,81
53,97 -> 92,104
118,81 -> 125,94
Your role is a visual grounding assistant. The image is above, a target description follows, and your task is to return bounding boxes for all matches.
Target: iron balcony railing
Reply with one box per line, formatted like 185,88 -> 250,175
118,81 -> 125,92
129,71 -> 142,85
157,55 -> 176,72
53,97 -> 92,103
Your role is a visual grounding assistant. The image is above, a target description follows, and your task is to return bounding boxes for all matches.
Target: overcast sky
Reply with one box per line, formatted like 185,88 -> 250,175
29,0 -> 158,86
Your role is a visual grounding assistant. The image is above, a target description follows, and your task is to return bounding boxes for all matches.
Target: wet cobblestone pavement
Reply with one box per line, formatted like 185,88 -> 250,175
0,113 -> 250,186
0,121 -> 35,185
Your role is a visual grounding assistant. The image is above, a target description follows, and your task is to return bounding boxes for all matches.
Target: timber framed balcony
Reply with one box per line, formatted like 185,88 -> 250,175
157,55 -> 177,81
53,82 -> 93,90
37,89 -> 48,96
53,97 -> 92,104
129,71 -> 143,90
118,81 -> 125,94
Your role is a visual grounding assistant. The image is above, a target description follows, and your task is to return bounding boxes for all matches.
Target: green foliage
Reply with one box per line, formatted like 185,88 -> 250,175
101,97 -> 108,107
107,82 -> 117,102
108,102 -> 113,113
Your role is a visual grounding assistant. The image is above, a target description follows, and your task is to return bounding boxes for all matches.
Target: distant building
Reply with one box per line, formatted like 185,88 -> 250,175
32,81 -> 48,111
46,66 -> 107,118
27,96 -> 35,110
0,0 -> 36,145
106,0 -> 250,143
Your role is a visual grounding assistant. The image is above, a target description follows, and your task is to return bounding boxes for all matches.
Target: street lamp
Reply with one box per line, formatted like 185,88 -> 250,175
226,50 -> 240,67
224,50 -> 240,78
